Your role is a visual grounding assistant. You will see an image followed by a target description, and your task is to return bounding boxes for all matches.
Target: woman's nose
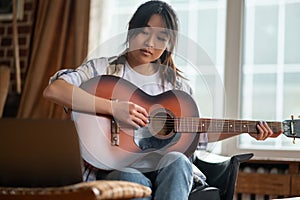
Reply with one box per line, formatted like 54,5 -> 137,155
144,34 -> 155,48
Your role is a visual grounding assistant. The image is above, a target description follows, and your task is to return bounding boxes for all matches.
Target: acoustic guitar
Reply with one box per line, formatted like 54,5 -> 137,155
72,75 -> 299,170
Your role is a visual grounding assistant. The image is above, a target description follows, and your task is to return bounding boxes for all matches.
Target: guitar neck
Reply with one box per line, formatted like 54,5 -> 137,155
174,118 -> 282,134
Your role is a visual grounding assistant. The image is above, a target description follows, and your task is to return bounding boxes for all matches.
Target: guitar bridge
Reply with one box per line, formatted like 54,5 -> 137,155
111,118 -> 120,146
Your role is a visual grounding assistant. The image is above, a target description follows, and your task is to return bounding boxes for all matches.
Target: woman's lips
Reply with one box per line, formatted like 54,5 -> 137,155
140,49 -> 152,56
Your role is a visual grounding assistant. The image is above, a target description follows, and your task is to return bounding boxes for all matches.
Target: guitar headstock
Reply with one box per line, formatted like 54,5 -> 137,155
282,116 -> 300,139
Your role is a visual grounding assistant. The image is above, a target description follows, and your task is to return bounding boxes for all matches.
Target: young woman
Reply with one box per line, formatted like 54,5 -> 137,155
44,1 -> 276,199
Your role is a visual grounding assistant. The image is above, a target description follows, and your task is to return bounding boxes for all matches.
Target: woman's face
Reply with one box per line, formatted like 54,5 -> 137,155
127,14 -> 170,67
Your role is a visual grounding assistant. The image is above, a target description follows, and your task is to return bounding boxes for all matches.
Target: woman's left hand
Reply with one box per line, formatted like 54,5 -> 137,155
249,121 -> 274,140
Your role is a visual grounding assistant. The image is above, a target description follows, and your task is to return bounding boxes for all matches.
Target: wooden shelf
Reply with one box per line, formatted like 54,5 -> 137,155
291,175 -> 300,196
236,159 -> 300,197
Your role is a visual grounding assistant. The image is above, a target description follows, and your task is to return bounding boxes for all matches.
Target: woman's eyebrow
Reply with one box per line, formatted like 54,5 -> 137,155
159,30 -> 168,36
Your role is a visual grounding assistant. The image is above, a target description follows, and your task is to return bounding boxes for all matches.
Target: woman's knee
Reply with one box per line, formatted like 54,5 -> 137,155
158,152 -> 192,171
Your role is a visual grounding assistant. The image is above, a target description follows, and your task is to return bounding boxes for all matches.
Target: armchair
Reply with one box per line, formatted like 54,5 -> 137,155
0,180 -> 151,200
189,152 -> 254,200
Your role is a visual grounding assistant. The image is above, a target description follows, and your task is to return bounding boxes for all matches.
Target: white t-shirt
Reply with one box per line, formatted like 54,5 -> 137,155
50,57 -> 192,95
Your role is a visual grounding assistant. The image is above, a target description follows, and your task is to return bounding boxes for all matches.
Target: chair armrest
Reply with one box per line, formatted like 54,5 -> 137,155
77,180 -> 151,199
193,152 -> 253,200
0,180 -> 151,200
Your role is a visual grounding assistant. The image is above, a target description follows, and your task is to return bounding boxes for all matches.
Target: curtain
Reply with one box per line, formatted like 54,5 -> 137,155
17,0 -> 90,119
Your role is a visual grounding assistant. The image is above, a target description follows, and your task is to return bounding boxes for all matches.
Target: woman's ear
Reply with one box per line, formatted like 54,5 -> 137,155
166,44 -> 171,52
166,40 -> 174,52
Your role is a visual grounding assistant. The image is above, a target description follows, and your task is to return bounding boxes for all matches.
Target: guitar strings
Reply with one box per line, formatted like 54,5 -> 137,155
147,116 -> 282,132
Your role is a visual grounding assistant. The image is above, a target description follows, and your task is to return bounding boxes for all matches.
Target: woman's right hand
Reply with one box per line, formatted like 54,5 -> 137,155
111,101 -> 149,129
44,79 -> 149,128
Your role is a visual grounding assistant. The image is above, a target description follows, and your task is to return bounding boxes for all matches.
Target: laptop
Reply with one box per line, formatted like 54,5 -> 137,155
0,118 -> 83,187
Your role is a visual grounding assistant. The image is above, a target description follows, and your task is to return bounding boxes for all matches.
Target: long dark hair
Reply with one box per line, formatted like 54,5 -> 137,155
126,0 -> 184,86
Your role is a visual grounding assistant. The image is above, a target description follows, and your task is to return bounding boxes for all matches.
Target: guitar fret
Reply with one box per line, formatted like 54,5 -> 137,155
229,121 -> 234,132
200,120 -> 206,132
215,119 -> 223,132
248,122 -> 257,133
235,120 -> 241,132
242,121 -> 249,133
191,118 -> 193,133
223,120 -> 232,133
204,119 -> 210,132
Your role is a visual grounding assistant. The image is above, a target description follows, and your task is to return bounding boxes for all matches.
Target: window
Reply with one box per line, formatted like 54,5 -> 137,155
0,0 -> 24,21
240,0 -> 300,151
222,0 -> 300,159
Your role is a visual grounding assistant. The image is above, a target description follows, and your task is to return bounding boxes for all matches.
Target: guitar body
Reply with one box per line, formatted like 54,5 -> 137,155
72,75 -> 200,170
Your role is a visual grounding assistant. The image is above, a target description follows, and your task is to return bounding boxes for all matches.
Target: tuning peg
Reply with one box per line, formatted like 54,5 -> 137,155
290,115 -> 296,144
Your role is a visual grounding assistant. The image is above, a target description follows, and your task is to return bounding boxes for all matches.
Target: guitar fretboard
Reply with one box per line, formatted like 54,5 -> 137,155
174,118 -> 282,134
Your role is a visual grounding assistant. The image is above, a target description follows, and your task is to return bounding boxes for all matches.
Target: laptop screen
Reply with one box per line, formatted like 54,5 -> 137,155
0,118 -> 83,187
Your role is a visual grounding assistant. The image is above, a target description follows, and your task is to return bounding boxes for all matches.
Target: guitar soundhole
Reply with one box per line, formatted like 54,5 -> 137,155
149,110 -> 174,139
